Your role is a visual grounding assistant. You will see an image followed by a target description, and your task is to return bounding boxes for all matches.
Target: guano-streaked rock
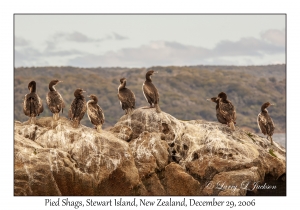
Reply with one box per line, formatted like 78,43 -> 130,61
14,108 -> 286,196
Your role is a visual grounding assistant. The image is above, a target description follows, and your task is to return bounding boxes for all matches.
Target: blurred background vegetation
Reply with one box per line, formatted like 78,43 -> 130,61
14,64 -> 286,133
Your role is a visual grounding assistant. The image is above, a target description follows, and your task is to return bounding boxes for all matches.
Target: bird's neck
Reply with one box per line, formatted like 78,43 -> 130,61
261,104 -> 269,113
119,81 -> 126,90
30,85 -> 36,93
91,98 -> 98,104
76,95 -> 84,100
146,75 -> 152,82
221,98 -> 229,103
261,108 -> 268,113
49,84 -> 56,91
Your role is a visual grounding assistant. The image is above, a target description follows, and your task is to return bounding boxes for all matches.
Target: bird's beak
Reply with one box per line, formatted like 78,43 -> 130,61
155,71 -> 158,74
206,98 -> 211,101
82,90 -> 86,93
58,80 -> 63,83
270,103 -> 275,106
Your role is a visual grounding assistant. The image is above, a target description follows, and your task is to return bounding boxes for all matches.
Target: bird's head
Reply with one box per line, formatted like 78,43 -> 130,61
120,78 -> 126,84
74,88 -> 86,98
207,97 -> 219,103
50,79 -> 63,86
146,70 -> 157,80
262,102 -> 275,110
217,92 -> 227,100
28,81 -> 36,92
88,94 -> 98,101
146,70 -> 157,76
49,79 -> 62,90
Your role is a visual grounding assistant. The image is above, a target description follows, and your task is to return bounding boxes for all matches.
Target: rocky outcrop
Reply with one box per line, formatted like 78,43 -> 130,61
14,107 -> 286,196
14,118 -> 143,196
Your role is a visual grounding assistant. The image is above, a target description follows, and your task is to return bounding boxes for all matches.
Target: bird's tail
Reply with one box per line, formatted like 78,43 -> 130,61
53,113 -> 60,121
154,103 -> 161,113
229,121 -> 235,131
96,124 -> 102,133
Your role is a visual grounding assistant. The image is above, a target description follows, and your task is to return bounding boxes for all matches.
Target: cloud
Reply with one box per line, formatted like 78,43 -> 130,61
50,31 -> 96,43
22,31 -> 129,63
67,35 -> 285,67
50,31 -> 128,43
15,29 -> 285,67
45,41 -> 56,51
67,32 -> 95,42
15,37 -> 30,46
67,41 -> 210,67
113,32 -> 128,40
15,48 -> 43,67
164,41 -> 187,50
15,46 -> 84,67
213,37 -> 284,56
44,49 -> 84,57
261,29 -> 285,47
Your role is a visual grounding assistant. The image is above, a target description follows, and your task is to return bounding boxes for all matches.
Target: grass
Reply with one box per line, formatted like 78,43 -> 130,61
269,149 -> 277,158
246,132 -> 256,143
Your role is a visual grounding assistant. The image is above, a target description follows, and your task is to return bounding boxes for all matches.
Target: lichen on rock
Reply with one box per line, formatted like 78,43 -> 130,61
14,108 -> 286,196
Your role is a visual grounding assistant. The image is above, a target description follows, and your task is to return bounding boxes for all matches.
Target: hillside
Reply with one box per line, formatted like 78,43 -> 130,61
14,64 -> 286,133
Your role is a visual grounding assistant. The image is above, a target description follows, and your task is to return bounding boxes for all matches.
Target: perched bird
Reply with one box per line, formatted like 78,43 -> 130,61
207,97 -> 227,124
87,94 -> 105,132
46,79 -> 65,121
118,78 -> 136,115
217,92 -> 236,131
257,102 -> 275,145
23,81 -> 44,124
68,89 -> 87,128
142,70 -> 161,113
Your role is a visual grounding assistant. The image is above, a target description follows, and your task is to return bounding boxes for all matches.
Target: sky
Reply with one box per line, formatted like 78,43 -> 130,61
14,14 -> 286,68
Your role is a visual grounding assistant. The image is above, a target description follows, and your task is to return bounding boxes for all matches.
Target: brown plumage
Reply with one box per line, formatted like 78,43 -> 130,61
207,97 -> 227,124
68,89 -> 86,128
217,92 -> 236,131
257,102 -> 275,145
87,94 -> 105,132
142,70 -> 161,113
118,78 -> 135,115
46,80 -> 65,121
23,81 -> 43,124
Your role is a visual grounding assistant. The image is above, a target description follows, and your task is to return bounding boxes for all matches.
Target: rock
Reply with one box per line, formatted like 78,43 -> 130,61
129,131 -> 169,178
163,163 -> 201,195
14,117 -> 142,196
109,124 -> 133,142
202,167 -> 263,196
14,108 -> 286,196
141,173 -> 166,196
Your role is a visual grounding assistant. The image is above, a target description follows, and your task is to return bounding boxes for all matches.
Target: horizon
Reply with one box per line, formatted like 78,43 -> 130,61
14,63 -> 286,69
